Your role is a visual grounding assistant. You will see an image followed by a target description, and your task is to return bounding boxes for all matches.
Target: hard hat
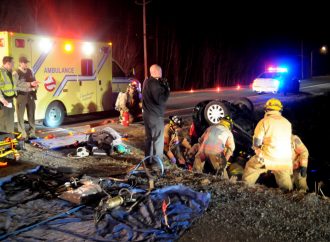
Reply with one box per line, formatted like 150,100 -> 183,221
169,115 -> 183,127
116,144 -> 127,154
264,98 -> 283,111
219,115 -> 233,130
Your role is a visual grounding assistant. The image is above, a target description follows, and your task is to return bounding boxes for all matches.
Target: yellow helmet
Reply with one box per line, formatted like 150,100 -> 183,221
219,115 -> 233,130
264,98 -> 283,111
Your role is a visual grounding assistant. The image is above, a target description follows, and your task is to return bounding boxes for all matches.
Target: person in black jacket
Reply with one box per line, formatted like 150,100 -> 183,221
142,64 -> 170,162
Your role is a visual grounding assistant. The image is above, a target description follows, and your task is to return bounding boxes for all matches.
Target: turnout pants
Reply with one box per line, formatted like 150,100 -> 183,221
0,105 -> 15,133
16,94 -> 36,138
143,113 -> 164,161
292,169 -> 308,192
193,152 -> 227,175
242,155 -> 293,191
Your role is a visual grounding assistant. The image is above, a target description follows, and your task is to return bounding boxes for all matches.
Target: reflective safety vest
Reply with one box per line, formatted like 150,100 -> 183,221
199,124 -> 235,157
0,67 -> 16,98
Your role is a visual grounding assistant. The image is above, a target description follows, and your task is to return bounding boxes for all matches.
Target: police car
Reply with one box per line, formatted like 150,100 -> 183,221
252,67 -> 300,94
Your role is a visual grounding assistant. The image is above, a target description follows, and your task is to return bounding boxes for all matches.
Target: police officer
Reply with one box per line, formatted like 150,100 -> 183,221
142,64 -> 170,162
14,56 -> 38,139
0,56 -> 17,133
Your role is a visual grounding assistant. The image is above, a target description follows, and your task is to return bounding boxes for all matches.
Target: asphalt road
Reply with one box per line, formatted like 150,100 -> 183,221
166,77 -> 330,116
35,77 -> 330,136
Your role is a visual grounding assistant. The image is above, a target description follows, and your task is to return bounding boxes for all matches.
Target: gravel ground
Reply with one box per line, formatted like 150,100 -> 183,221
1,94 -> 330,241
178,176 -> 330,241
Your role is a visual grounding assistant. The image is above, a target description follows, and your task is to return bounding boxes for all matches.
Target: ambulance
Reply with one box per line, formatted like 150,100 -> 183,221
0,31 -> 136,127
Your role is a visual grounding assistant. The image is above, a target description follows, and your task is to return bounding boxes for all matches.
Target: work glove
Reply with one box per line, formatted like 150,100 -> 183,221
300,166 -> 307,178
170,157 -> 177,164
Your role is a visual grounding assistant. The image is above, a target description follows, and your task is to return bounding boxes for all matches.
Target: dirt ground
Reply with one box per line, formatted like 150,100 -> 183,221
0,123 -> 146,178
1,94 -> 330,241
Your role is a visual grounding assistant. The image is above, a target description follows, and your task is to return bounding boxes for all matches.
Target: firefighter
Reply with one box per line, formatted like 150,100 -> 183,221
164,115 -> 191,166
126,82 -> 142,122
14,56 -> 39,139
0,56 -> 17,133
115,82 -> 142,123
243,98 -> 293,191
193,116 -> 235,176
291,134 -> 309,192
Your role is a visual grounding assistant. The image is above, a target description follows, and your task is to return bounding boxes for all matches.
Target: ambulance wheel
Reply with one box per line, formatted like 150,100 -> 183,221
44,101 -> 65,127
203,101 -> 230,125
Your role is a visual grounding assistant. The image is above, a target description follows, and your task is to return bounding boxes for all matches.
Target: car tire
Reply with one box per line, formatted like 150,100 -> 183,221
233,97 -> 254,113
44,101 -> 66,127
203,100 -> 230,125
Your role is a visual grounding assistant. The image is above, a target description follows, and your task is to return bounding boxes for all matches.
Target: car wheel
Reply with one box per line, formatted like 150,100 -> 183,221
203,101 -> 230,125
44,101 -> 66,127
233,97 -> 254,113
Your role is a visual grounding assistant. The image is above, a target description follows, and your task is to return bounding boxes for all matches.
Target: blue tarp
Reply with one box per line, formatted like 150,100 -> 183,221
0,167 -> 210,241
97,185 -> 210,241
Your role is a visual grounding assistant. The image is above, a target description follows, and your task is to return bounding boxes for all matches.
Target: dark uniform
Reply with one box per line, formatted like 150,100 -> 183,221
142,77 -> 170,161
15,67 -> 37,138
0,66 -> 16,132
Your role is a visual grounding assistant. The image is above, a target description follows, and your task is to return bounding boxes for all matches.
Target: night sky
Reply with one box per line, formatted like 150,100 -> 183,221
0,0 -> 329,88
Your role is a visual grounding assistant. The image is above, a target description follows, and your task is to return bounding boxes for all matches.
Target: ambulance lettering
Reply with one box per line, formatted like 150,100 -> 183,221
44,67 -> 75,73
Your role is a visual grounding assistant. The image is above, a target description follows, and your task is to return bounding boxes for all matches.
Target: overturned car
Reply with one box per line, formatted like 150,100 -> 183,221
189,97 -> 256,169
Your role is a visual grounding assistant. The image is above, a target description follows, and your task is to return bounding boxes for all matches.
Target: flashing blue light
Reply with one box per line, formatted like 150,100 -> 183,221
267,67 -> 288,73
274,79 -> 280,87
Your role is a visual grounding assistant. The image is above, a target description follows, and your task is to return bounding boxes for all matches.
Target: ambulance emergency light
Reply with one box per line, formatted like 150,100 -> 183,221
64,42 -> 73,52
82,42 -> 94,55
39,38 -> 52,53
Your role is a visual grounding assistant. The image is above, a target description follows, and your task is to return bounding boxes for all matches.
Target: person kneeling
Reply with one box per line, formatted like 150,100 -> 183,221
164,116 -> 191,167
193,116 -> 235,176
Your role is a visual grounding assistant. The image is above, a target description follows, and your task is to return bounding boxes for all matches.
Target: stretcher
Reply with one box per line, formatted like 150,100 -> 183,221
0,132 -> 24,167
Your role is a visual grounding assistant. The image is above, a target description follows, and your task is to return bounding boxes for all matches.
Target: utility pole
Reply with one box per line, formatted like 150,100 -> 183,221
135,0 -> 151,79
143,0 -> 148,79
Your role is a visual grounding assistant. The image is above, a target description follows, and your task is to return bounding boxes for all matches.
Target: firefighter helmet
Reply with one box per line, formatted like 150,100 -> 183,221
219,115 -> 233,130
169,115 -> 183,127
264,98 -> 283,111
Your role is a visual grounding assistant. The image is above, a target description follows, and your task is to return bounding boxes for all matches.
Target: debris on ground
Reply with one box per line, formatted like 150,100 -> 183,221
0,166 -> 210,241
